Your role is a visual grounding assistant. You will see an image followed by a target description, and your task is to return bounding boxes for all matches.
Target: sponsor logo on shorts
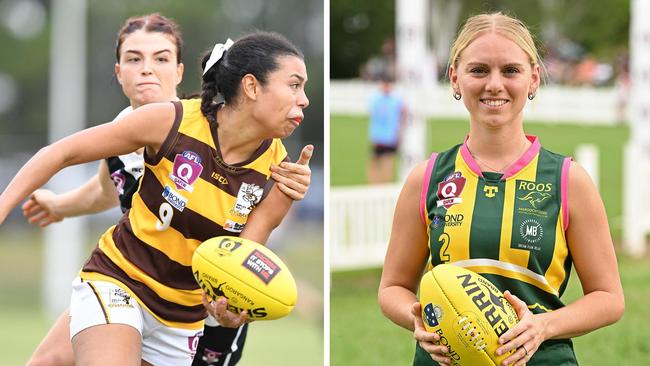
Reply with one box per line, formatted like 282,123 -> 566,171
170,150 -> 203,193
242,249 -> 281,284
436,172 -> 465,209
108,288 -> 133,308
224,219 -> 245,233
162,185 -> 187,211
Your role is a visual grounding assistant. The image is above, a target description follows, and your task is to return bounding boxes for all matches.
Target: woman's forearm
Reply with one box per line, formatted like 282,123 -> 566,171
540,290 -> 624,340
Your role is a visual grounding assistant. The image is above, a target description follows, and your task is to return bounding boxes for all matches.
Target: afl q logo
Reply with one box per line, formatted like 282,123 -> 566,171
519,219 -> 543,243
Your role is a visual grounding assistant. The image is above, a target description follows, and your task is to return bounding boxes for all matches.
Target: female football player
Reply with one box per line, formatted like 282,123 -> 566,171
0,23 -> 313,366
378,12 -> 624,366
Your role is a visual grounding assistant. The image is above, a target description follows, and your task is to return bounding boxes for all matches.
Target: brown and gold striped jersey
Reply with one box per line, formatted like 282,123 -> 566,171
80,99 -> 288,329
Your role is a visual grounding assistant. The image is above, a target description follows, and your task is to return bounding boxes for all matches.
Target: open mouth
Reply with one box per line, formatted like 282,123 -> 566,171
291,117 -> 303,125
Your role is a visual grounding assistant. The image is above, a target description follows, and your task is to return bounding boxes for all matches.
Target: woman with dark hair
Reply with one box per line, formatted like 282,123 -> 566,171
1,28 -> 312,365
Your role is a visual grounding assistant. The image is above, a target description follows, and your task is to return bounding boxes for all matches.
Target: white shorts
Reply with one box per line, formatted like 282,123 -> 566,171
69,277 -> 203,366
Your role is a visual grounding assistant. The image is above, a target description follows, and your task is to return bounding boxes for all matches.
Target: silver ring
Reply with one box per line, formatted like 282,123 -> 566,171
521,344 -> 528,356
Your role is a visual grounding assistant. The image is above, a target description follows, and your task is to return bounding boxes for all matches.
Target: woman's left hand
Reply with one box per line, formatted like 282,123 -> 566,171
496,290 -> 548,366
270,145 -> 313,201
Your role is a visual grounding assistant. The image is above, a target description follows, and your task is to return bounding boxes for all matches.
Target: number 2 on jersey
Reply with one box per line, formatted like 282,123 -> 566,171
438,232 -> 451,262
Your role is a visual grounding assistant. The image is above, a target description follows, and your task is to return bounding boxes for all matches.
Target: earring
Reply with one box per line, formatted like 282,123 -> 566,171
528,91 -> 536,100
453,92 -> 462,100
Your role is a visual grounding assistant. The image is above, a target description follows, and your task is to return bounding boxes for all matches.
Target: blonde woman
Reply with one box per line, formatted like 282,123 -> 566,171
379,12 -> 623,366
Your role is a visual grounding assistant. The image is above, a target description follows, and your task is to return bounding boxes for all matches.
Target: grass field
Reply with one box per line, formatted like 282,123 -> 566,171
0,223 -> 323,365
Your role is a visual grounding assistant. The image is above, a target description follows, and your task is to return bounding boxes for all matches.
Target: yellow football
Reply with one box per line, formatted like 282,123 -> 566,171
192,236 -> 297,320
419,264 -> 521,366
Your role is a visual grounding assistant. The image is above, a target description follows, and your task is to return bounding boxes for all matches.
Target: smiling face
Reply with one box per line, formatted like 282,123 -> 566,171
449,32 -> 540,128
250,55 -> 309,138
115,29 -> 184,108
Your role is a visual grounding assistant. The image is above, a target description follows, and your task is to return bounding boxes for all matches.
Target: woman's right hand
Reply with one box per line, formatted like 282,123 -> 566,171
22,189 -> 63,227
412,302 -> 452,366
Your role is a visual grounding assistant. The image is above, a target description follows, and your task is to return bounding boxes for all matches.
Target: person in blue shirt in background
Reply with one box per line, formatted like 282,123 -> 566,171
367,75 -> 407,183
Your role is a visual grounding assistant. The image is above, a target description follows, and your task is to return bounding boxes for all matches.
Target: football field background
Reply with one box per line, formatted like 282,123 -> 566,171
330,115 -> 649,365
0,223 -> 323,365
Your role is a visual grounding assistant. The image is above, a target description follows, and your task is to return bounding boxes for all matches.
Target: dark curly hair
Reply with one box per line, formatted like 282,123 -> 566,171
199,31 -> 303,126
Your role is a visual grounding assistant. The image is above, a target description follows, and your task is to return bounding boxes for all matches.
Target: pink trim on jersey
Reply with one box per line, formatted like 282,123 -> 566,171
502,135 -> 541,179
561,156 -> 572,231
460,135 -> 484,178
420,153 -> 438,225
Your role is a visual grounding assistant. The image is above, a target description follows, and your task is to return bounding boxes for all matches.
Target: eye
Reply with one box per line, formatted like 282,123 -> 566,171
290,83 -> 300,90
156,56 -> 169,63
126,57 -> 140,63
469,67 -> 487,74
503,66 -> 520,74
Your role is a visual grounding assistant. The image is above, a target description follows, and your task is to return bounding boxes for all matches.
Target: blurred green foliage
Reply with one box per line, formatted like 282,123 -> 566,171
0,0 -> 324,163
331,0 -> 630,79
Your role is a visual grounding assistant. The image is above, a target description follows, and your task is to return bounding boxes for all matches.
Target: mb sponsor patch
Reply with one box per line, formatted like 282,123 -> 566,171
242,249 -> 281,284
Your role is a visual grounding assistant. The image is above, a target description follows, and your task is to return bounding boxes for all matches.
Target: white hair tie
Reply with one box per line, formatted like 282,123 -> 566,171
202,38 -> 234,76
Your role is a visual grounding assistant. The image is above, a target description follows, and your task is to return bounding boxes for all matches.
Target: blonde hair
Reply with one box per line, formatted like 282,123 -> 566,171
449,12 -> 541,71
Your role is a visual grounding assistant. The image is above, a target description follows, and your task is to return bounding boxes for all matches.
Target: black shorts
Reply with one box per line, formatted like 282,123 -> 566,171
373,144 -> 398,157
192,323 -> 248,366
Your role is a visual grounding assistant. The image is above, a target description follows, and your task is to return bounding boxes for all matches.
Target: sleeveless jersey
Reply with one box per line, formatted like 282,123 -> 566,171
414,136 -> 577,365
80,99 -> 288,329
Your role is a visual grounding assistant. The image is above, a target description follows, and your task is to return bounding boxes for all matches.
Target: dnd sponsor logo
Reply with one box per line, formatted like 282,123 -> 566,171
242,249 -> 281,284
162,185 -> 187,211
423,303 -> 443,327
432,214 -> 464,228
108,288 -> 133,308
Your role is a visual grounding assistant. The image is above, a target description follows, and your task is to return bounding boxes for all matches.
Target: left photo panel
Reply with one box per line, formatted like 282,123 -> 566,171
0,1 -> 324,365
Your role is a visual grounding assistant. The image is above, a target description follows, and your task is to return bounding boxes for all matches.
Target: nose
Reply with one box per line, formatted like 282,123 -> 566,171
298,90 -> 309,109
141,57 -> 153,75
485,70 -> 504,94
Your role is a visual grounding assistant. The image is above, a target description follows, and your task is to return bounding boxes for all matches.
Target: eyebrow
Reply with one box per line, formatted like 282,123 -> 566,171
123,49 -> 173,56
465,62 -> 525,68
290,73 -> 307,82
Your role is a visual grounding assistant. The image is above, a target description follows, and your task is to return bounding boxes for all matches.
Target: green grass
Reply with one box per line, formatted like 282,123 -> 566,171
0,226 -> 323,365
331,115 -> 629,239
331,255 -> 650,365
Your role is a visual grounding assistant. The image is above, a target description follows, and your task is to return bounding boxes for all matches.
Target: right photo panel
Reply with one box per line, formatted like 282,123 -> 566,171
330,1 -> 649,365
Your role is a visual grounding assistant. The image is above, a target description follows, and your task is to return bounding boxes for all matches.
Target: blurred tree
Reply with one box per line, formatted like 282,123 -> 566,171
330,0 -> 630,79
0,0 -> 323,165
